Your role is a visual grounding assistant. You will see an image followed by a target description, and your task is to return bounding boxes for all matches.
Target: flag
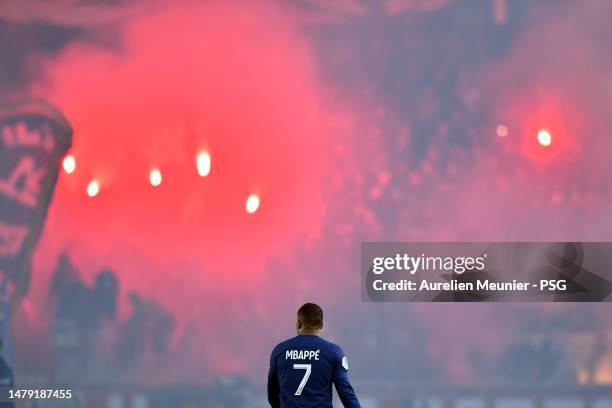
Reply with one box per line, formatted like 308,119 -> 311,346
0,99 -> 72,309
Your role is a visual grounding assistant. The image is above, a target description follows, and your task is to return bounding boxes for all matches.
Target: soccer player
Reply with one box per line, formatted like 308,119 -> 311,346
267,303 -> 361,408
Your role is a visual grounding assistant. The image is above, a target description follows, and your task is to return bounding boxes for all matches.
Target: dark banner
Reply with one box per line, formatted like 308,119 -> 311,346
362,242 -> 612,302
0,100 -> 72,307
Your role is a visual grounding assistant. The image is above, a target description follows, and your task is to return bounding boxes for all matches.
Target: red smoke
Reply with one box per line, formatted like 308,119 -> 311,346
26,1 -> 332,376
15,0 -> 612,384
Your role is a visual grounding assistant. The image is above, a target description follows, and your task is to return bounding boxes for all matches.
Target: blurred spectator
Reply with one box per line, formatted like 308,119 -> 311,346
48,253 -> 120,379
117,292 -> 175,368
498,338 -> 577,384
0,338 -> 14,408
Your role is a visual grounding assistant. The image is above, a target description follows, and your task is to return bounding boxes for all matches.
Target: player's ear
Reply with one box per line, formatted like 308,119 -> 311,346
296,320 -> 302,331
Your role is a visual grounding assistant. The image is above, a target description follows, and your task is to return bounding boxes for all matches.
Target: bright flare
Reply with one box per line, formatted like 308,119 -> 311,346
150,169 -> 162,186
496,124 -> 508,137
537,129 -> 552,146
246,194 -> 260,214
63,155 -> 76,174
197,151 -> 211,177
87,180 -> 100,197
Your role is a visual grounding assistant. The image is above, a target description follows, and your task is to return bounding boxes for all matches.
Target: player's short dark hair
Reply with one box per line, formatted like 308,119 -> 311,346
297,303 -> 323,329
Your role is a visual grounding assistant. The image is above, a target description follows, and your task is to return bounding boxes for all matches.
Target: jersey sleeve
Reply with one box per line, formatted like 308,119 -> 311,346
332,347 -> 361,408
267,347 -> 281,408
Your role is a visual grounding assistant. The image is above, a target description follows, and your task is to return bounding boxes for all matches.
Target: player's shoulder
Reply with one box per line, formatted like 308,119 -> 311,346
316,337 -> 345,358
319,338 -> 352,370
270,336 -> 299,357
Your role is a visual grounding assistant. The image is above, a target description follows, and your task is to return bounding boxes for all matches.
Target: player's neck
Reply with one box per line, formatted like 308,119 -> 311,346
298,329 -> 320,336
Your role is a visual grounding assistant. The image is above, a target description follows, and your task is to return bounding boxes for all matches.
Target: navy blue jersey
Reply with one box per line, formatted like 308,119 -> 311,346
267,335 -> 361,408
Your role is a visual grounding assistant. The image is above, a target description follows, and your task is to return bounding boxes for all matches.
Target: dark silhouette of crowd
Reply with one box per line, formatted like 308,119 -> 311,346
48,252 -> 175,380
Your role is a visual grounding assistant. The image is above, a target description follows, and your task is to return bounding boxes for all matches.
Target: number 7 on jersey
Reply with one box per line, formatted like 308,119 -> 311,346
293,364 -> 312,395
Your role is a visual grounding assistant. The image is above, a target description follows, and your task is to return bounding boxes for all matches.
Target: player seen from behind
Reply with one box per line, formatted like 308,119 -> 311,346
267,303 -> 361,408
